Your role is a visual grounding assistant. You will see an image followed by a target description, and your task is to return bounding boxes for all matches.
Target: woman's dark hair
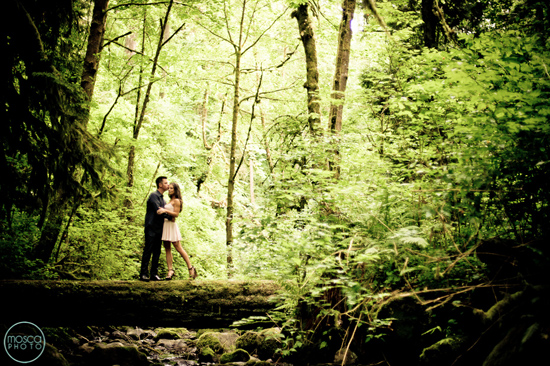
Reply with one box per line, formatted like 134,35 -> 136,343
170,182 -> 183,209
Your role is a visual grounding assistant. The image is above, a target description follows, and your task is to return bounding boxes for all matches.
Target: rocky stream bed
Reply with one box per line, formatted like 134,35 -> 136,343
35,326 -> 297,366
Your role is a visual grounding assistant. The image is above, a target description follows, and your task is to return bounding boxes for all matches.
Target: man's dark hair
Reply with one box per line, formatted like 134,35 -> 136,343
156,176 -> 167,188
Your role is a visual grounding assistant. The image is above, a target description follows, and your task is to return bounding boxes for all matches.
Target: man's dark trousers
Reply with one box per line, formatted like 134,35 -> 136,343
141,227 -> 163,277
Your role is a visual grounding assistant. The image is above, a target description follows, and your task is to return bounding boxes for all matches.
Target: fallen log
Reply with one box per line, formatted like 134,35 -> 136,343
0,280 -> 281,328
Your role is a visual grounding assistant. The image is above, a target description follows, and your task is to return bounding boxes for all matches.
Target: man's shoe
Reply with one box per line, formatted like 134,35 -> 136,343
150,275 -> 162,281
139,275 -> 150,282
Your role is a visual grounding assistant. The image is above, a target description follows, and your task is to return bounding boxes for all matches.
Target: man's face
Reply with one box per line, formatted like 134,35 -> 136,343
159,179 -> 169,192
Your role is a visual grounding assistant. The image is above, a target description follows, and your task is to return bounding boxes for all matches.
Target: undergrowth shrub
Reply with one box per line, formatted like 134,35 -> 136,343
0,209 -> 57,279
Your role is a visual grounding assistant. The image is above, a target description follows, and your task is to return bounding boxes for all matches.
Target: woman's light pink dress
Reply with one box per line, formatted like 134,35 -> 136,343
161,203 -> 182,242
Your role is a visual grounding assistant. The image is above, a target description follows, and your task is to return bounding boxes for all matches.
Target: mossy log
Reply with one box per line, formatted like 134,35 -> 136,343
0,280 -> 280,328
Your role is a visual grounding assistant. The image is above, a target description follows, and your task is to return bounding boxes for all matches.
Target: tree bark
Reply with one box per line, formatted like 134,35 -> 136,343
292,4 -> 321,136
422,0 -> 438,48
329,0 -> 355,133
126,9 -> 147,191
81,0 -> 110,105
328,0 -> 356,178
226,43 -> 242,276
250,158 -> 255,205
0,280 -> 280,328
260,106 -> 274,173
35,192 -> 67,263
201,88 -> 212,150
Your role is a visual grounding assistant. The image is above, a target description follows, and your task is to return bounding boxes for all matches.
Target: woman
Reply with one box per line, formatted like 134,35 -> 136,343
157,182 -> 197,280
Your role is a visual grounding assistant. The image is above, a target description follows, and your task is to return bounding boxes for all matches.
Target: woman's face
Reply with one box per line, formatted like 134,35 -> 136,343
168,184 -> 174,195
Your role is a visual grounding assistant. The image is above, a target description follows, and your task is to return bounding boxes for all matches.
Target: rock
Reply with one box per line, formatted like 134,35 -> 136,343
127,327 -> 146,340
199,346 -> 217,363
245,360 -> 273,366
196,331 -> 239,353
196,328 -> 220,338
78,342 -> 95,354
334,348 -> 358,365
111,330 -> 127,339
154,327 -> 188,340
236,328 -> 280,359
156,339 -> 189,354
89,342 -> 148,366
220,348 -> 251,364
196,333 -> 224,353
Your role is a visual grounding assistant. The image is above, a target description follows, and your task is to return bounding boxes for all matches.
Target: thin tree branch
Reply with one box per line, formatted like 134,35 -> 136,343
232,70 -> 263,182
224,0 -> 236,46
107,0 -> 188,12
161,22 -> 185,47
102,31 -> 132,50
195,20 -> 234,45
242,7 -> 289,55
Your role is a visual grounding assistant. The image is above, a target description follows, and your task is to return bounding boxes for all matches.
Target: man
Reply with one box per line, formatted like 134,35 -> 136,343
139,176 -> 169,281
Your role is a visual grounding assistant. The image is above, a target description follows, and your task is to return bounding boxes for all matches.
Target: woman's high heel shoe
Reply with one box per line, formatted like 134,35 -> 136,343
188,266 -> 198,280
166,269 -> 175,280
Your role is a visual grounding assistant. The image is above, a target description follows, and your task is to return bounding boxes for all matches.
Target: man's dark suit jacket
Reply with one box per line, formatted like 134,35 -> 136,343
144,190 -> 166,233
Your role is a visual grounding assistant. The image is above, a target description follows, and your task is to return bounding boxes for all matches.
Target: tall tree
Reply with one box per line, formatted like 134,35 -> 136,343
421,0 -> 438,48
125,0 -> 184,191
292,3 -> 321,136
81,0 -> 110,104
328,0 -> 356,177
2,0 -> 112,263
198,0 -> 287,273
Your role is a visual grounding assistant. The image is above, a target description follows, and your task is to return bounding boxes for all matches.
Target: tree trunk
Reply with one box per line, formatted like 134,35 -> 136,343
35,191 -> 67,263
422,0 -> 438,48
81,0 -> 110,105
0,280 -> 280,328
328,0 -> 356,178
260,106 -> 274,173
292,4 -> 321,136
126,9 -> 147,191
329,0 -> 355,133
226,48 -> 241,274
201,88 -> 212,150
250,158 -> 255,205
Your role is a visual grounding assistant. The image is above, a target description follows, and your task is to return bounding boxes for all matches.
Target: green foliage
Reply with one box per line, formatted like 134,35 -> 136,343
59,205 -> 142,280
0,210 -> 57,279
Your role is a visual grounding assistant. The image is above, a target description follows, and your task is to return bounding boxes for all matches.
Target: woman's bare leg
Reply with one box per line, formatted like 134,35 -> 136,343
171,241 -> 197,278
164,241 -> 174,277
172,241 -> 192,269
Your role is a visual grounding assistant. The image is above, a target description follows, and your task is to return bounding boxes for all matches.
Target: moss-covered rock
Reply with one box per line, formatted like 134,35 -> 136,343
154,327 -> 188,340
236,328 -> 280,359
196,331 -> 239,353
220,348 -> 250,364
199,346 -> 217,363
196,332 -> 224,353
196,328 -> 221,338
236,330 -> 258,351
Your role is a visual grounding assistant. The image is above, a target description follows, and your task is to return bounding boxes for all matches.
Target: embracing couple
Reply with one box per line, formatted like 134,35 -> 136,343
139,176 -> 198,281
